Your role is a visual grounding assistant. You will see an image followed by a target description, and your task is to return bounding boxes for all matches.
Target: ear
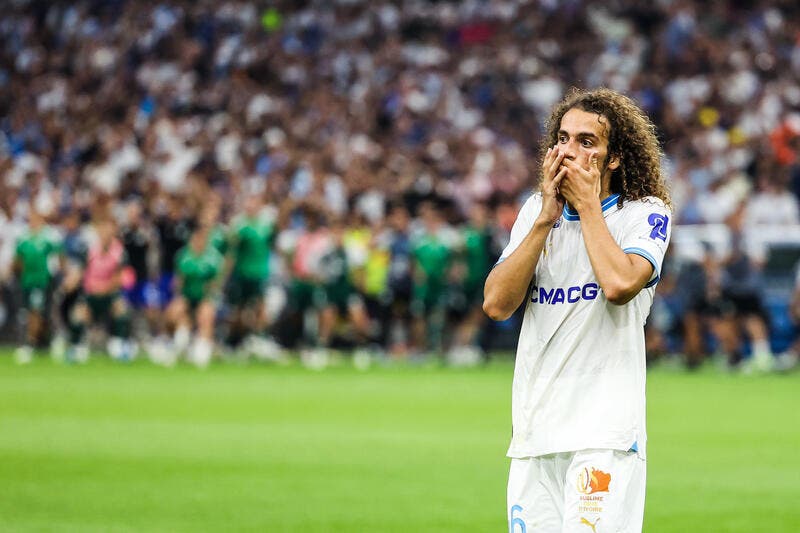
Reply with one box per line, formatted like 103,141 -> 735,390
606,153 -> 621,171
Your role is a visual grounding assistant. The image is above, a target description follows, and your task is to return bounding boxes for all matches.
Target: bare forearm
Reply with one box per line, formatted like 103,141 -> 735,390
578,204 -> 649,305
483,219 -> 551,320
484,143 -> 566,320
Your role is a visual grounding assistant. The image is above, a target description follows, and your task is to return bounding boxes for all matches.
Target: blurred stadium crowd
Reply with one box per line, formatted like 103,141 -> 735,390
1,0 -> 800,370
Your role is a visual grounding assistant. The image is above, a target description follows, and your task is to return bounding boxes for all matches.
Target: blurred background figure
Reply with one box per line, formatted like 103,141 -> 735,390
710,206 -> 774,372
316,216 -> 371,359
224,193 -> 278,359
384,203 -> 415,358
72,218 -> 136,362
411,201 -> 454,358
120,200 -> 159,338
55,209 -> 89,363
12,207 -> 60,363
154,194 -> 194,316
447,202 -> 495,366
160,225 -> 223,367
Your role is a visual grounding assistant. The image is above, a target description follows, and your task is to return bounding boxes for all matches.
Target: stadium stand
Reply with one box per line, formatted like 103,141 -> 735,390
1,0 -> 799,368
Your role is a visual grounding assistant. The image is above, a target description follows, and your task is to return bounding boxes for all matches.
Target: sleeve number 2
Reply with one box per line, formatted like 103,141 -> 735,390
647,213 -> 669,242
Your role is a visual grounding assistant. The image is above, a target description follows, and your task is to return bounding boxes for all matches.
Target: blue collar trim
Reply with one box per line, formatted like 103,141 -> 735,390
562,194 -> 620,221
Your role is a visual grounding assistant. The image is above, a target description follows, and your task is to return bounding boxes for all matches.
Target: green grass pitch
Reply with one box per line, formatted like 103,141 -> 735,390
1,352 -> 798,532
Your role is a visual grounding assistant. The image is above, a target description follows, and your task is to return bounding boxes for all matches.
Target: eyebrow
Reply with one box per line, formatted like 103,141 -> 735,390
558,130 -> 600,140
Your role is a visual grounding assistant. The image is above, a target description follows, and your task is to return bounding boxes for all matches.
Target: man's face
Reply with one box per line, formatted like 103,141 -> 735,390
63,213 -> 79,231
419,204 -> 439,231
126,202 -> 141,224
390,207 -> 409,231
245,195 -> 261,217
29,210 -> 44,230
557,107 -> 618,176
469,203 -> 488,227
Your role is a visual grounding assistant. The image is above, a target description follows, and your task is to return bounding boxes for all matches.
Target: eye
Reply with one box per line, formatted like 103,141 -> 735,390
581,139 -> 593,147
558,135 -> 568,144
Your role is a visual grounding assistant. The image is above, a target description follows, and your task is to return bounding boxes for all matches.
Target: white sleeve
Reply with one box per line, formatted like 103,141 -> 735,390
495,194 -> 542,267
619,199 -> 672,287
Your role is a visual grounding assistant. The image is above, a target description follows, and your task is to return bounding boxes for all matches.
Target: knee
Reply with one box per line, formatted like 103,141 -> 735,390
197,302 -> 216,326
72,303 -> 89,324
166,298 -> 187,321
111,298 -> 129,318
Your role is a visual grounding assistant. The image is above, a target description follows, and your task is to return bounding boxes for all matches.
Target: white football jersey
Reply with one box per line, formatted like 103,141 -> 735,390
498,193 -> 671,460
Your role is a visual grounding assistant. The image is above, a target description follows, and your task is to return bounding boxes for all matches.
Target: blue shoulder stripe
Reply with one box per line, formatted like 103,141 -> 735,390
624,246 -> 660,287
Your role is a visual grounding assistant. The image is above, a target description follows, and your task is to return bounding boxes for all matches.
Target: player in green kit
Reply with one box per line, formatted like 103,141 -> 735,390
447,203 -> 494,365
163,225 -> 223,367
13,207 -> 61,363
317,217 -> 371,354
411,201 -> 454,356
200,200 -> 228,256
225,194 -> 276,355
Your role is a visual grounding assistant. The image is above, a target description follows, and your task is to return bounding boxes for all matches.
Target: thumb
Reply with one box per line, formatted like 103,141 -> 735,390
590,151 -> 599,169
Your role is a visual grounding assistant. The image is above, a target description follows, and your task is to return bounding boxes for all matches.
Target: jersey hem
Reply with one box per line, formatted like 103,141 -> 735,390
507,439 -> 646,460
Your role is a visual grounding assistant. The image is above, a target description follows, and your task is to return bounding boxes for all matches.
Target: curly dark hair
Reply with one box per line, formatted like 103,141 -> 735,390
540,87 -> 671,209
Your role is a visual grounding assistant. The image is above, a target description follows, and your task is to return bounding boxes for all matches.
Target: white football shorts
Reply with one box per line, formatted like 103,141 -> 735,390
507,448 -> 646,533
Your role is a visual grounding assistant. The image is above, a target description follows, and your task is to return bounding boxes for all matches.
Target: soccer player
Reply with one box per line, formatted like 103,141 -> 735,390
120,201 -> 159,334
13,207 -> 61,364
163,225 -> 224,367
410,201 -> 454,356
282,208 -> 330,360
201,201 -> 228,257
73,218 -> 137,361
447,202 -> 495,365
385,203 -> 414,356
154,194 -> 194,310
483,88 -> 672,533
707,204 -> 774,373
225,194 -> 275,353
316,217 -> 371,354
58,209 -> 89,363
